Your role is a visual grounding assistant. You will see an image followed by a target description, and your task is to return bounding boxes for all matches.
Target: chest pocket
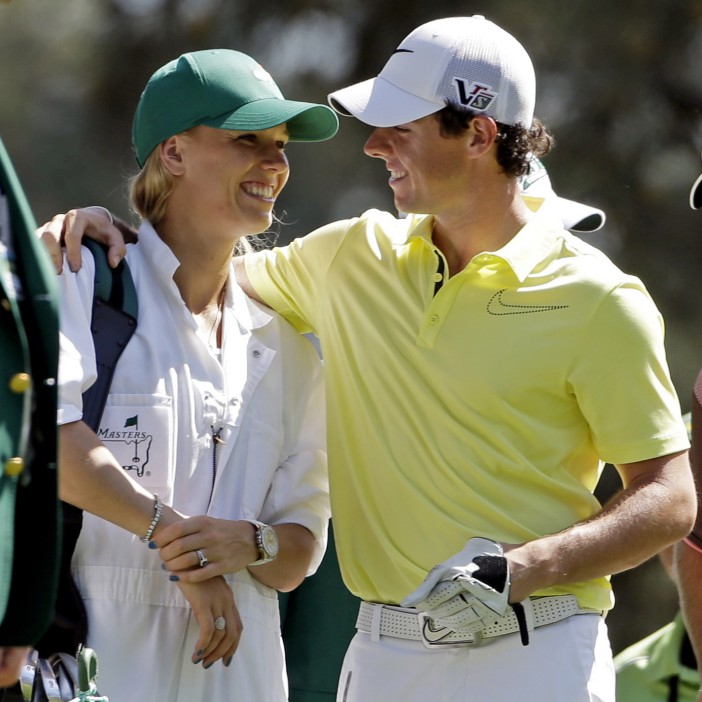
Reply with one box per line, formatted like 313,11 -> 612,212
98,394 -> 173,492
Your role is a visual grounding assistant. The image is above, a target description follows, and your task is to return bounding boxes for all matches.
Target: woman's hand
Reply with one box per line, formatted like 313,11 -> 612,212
154,515 -> 319,592
175,577 -> 242,669
154,516 -> 258,583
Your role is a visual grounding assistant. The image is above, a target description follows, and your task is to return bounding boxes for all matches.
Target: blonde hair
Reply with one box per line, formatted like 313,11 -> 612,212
129,148 -> 173,226
128,138 -> 262,254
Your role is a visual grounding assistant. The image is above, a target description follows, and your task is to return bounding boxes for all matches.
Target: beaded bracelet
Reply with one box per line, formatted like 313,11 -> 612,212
141,494 -> 163,543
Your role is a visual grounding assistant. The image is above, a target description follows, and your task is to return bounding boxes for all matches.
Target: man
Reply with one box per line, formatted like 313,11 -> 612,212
44,15 -> 695,702
233,17 -> 694,701
277,157 -> 607,702
673,167 -> 702,702
0,135 -> 61,692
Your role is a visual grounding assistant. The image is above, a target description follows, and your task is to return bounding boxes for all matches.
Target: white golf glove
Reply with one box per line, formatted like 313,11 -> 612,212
401,537 -> 510,636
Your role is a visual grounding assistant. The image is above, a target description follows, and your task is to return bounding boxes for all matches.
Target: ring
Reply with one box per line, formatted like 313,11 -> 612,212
214,617 -> 226,631
195,549 -> 208,568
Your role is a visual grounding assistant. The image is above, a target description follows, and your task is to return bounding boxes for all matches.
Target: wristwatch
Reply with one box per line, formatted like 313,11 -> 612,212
248,520 -> 279,566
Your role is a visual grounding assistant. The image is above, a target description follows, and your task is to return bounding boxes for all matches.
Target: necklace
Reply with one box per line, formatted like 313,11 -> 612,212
208,282 -> 227,349
195,281 -> 227,350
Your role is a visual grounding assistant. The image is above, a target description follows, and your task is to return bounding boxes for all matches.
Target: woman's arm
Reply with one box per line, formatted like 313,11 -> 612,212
60,420 -> 168,533
155,324 -> 330,593
60,420 -> 242,666
153,517 -> 317,592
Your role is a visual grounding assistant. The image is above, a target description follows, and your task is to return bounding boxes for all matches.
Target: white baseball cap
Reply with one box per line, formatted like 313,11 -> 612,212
690,168 -> 702,209
328,16 -> 535,128
520,158 -> 606,233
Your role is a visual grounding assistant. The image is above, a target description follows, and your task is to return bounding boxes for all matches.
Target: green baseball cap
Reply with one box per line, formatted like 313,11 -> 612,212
132,49 -> 339,167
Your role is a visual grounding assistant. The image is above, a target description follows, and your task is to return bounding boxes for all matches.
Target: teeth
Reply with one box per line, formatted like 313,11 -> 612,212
390,170 -> 407,179
244,184 -> 274,199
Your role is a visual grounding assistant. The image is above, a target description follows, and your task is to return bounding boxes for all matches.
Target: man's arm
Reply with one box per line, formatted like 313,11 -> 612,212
37,206 -> 267,307
233,256 -> 264,303
506,450 -> 695,602
38,209 -> 268,312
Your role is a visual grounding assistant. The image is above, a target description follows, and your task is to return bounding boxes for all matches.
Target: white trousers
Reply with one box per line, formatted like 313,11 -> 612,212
336,614 -> 614,702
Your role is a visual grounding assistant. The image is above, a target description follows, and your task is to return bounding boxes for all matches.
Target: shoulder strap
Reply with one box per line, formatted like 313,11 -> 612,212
80,238 -> 138,431
36,239 -> 138,657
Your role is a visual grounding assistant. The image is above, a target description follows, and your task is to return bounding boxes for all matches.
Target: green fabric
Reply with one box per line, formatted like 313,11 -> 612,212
615,613 -> 699,702
132,49 -> 338,166
0,136 -> 61,646
280,522 -> 359,701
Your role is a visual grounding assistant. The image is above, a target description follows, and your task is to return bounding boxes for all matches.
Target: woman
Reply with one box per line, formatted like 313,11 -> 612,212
57,49 -> 336,701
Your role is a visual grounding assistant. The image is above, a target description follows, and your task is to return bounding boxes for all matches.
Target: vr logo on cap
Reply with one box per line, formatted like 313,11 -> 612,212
453,79 -> 496,113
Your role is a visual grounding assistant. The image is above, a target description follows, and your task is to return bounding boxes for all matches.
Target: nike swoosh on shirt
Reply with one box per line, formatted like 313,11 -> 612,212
391,49 -> 414,54
486,289 -> 569,316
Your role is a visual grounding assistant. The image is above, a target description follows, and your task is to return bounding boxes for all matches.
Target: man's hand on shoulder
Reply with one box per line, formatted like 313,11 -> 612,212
36,206 -> 135,274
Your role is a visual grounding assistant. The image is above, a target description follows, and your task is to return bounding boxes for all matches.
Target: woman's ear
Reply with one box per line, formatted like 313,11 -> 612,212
159,135 -> 185,176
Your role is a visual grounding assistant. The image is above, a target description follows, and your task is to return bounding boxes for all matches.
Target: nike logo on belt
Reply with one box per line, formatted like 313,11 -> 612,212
487,289 -> 568,316
421,619 -> 453,643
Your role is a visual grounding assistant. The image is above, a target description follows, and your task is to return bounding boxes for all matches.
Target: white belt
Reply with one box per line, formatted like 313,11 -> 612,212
356,595 -> 601,649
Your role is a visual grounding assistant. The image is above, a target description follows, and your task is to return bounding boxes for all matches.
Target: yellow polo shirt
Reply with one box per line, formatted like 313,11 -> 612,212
245,209 -> 689,610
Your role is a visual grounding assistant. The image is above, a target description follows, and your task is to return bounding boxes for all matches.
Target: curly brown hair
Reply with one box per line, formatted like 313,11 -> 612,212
435,103 -> 555,178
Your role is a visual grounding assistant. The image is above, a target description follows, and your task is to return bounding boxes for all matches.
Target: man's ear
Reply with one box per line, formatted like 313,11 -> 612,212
159,136 -> 185,175
467,115 -> 499,157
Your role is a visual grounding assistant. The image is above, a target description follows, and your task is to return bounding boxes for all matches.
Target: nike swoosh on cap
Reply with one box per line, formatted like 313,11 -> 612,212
391,49 -> 414,54
486,289 -> 568,316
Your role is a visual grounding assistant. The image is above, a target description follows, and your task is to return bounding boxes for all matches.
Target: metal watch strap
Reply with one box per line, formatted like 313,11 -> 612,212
246,519 -> 278,566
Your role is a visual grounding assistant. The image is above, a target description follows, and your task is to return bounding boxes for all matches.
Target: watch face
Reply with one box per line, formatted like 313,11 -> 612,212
261,525 -> 279,558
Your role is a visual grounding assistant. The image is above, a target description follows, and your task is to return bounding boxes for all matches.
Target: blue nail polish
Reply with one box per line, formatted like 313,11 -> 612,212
148,541 -> 157,549
203,661 -> 214,670
224,656 -> 233,667
192,658 -> 201,665
169,574 -> 179,582
197,649 -> 204,657
161,563 -> 167,570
